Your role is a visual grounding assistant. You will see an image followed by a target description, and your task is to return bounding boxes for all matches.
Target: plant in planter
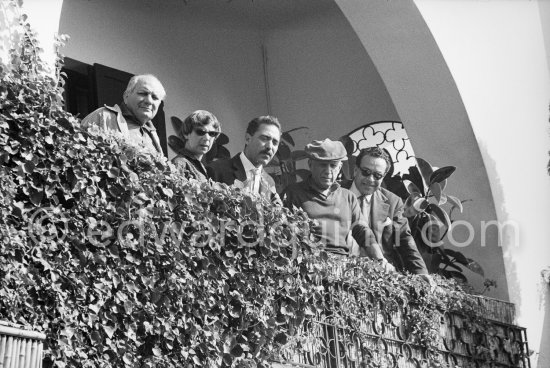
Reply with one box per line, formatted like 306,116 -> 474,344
400,157 -> 487,285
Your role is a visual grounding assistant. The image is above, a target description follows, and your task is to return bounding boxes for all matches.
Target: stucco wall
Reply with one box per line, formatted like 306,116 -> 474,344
414,1 -> 550,365
264,2 -> 399,148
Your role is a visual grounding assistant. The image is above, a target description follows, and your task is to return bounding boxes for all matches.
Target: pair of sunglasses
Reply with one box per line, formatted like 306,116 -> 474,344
194,128 -> 220,138
358,167 -> 385,180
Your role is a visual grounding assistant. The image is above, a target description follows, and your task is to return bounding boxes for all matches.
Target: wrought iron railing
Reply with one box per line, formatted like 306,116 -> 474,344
272,263 -> 530,368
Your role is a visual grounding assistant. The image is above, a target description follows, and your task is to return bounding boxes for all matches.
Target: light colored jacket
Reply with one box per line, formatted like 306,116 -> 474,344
81,104 -> 162,153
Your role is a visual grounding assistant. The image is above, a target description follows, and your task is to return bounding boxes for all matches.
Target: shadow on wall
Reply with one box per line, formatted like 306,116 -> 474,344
473,141 -> 512,302
538,281 -> 550,367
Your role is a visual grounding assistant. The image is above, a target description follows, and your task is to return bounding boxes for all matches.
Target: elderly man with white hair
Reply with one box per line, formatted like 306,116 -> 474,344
82,74 -> 166,154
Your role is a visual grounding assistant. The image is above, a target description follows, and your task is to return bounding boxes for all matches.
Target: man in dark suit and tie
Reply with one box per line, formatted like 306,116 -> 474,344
207,116 -> 281,198
342,147 -> 430,278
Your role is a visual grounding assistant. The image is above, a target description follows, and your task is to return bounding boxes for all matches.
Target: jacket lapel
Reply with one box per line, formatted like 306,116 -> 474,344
112,104 -> 130,136
370,189 -> 390,242
231,155 -> 247,183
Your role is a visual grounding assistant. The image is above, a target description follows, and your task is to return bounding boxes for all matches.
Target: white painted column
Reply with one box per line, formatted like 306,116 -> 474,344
414,1 -> 550,366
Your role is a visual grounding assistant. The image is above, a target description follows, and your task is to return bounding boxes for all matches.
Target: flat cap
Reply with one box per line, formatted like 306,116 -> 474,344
305,138 -> 348,161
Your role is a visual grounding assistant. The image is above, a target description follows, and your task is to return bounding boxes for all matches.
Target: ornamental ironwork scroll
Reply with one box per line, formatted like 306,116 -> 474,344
345,121 -> 415,177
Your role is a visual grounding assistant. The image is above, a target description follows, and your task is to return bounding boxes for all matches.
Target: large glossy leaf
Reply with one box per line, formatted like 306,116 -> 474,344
339,136 -> 355,156
171,116 -> 184,134
440,178 -> 448,191
277,144 -> 291,160
340,160 -> 352,181
427,203 -> 451,229
413,197 -> 429,212
416,157 -> 433,187
281,132 -> 295,147
383,175 -> 408,201
281,127 -> 308,146
466,259 -> 485,276
429,253 -> 442,273
439,257 -> 463,272
348,155 -> 356,172
447,195 -> 463,213
402,166 -> 425,196
444,249 -> 469,265
168,135 -> 186,155
291,150 -> 308,161
403,196 -> 419,218
295,169 -> 311,180
429,182 -> 441,203
429,166 -> 456,185
440,270 -> 468,284
217,146 -> 231,159
266,156 -> 280,166
404,180 -> 422,197
216,133 -> 229,145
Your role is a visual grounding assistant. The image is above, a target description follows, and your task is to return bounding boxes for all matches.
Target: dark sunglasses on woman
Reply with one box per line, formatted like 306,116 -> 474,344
194,128 -> 220,138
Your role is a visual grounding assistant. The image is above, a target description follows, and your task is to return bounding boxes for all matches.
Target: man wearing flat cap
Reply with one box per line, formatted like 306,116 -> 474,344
282,139 -> 392,268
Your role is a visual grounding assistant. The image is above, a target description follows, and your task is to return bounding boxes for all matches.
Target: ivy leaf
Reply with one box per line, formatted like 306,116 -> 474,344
122,353 -> 132,365
90,331 -> 101,344
159,187 -> 173,198
23,160 -> 35,174
102,325 -> 117,338
107,167 -> 119,178
29,189 -> 43,206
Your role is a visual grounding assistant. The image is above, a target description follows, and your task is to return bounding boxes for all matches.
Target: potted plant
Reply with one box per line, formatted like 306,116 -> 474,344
400,158 -> 486,285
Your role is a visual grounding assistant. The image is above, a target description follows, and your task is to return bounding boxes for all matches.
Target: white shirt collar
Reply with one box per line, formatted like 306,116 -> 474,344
350,181 -> 372,202
239,152 -> 262,177
239,152 -> 262,193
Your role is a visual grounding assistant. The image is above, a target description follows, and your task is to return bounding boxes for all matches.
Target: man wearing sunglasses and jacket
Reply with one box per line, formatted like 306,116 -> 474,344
207,116 -> 281,199
341,147 -> 430,278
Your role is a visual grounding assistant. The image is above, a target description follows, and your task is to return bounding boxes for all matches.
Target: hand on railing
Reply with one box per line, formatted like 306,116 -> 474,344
378,258 -> 396,273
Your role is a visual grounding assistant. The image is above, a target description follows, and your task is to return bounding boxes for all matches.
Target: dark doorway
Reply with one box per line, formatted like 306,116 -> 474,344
62,58 -> 167,156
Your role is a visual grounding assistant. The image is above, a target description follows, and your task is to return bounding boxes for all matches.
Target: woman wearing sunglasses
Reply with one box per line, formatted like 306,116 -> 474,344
172,110 -> 221,181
